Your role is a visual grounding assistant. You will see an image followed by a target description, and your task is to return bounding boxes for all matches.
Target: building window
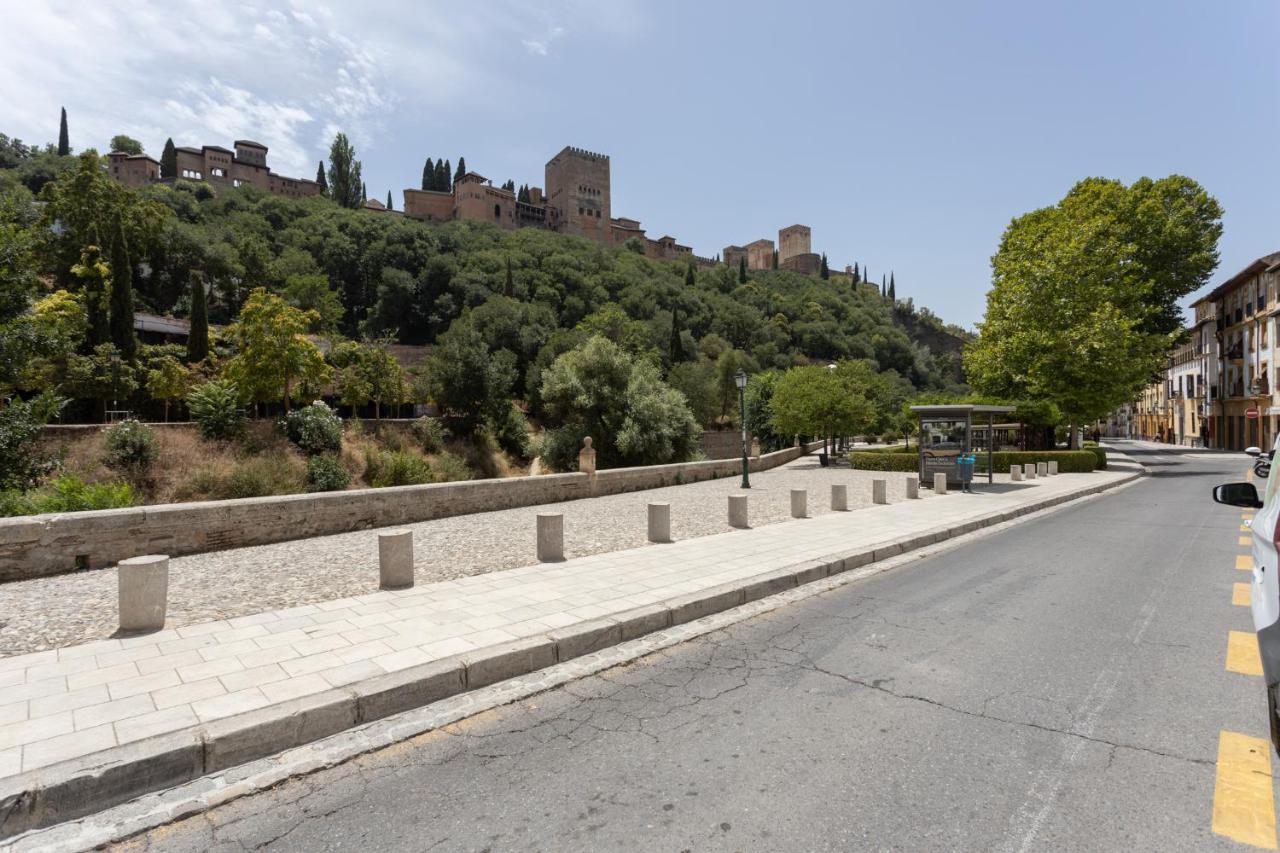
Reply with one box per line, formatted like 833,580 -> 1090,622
494,203 -> 501,220
211,168 -> 226,177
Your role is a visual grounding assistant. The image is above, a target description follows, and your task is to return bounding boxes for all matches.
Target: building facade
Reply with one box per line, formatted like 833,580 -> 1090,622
109,139 -> 320,199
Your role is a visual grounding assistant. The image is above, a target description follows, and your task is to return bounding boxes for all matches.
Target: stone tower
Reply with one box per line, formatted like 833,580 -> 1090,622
545,146 -> 611,242
778,224 -> 811,264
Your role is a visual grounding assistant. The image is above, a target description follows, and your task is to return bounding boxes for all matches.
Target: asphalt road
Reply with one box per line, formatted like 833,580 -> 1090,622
115,443 -> 1266,852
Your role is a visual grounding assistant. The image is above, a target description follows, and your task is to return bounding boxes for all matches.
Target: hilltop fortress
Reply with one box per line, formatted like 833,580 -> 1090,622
401,145 -> 827,276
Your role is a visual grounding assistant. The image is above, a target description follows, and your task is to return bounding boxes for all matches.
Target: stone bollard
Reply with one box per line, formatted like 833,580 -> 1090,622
1011,465 -> 1023,482
728,494 -> 749,529
1037,462 -> 1049,477
872,478 -> 888,504
934,472 -> 948,495
790,488 -> 808,518
647,502 -> 671,543
118,555 -> 169,633
578,436 -> 596,475
537,513 -> 564,561
831,483 -> 849,511
1048,460 -> 1059,476
905,475 -> 919,499
1025,464 -> 1037,480
378,530 -> 414,589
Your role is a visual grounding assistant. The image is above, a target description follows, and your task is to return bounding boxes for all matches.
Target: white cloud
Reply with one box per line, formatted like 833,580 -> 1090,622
0,1 -> 645,177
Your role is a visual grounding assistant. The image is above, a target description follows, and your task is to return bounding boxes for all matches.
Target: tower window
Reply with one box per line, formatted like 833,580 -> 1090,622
494,203 -> 501,219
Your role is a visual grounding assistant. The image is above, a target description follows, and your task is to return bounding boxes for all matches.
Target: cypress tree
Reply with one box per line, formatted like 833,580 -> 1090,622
670,306 -> 683,364
504,258 -> 514,297
362,181 -> 367,202
161,138 -> 177,179
187,272 -> 209,363
881,274 -> 886,297
316,161 -> 328,194
455,157 -> 466,184
889,272 -> 896,302
434,161 -> 447,193
423,157 -> 434,190
327,133 -> 363,208
108,217 -> 137,362
57,107 -> 69,156
820,253 -> 830,280
738,256 -> 747,283
853,262 -> 860,283
772,250 -> 779,269
386,190 -> 393,210
685,261 -> 696,289
442,159 -> 452,192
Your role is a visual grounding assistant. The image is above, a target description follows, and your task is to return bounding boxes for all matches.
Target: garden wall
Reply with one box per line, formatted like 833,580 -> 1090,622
0,442 -> 822,582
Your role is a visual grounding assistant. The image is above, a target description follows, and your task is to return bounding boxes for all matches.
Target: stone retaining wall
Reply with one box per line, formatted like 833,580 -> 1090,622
0,443 -> 820,582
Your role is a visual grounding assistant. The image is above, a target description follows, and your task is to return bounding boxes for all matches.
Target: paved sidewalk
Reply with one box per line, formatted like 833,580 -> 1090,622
0,462 -> 1139,839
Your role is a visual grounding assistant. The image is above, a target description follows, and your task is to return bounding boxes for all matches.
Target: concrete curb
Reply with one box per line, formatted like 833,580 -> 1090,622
0,468 -> 1141,842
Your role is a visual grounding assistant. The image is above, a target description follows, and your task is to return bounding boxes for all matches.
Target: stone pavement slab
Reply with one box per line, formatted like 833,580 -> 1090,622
0,462 -> 1139,840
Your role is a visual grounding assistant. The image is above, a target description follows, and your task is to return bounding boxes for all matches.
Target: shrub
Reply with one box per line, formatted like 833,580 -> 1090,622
187,380 -> 246,441
17,476 -> 138,514
104,419 -> 158,470
305,454 -> 350,492
280,401 -> 343,455
0,394 -> 60,491
364,448 -> 433,487
488,401 -> 530,458
410,416 -> 448,452
430,450 -> 473,483
983,450 -> 1097,474
1085,446 -> 1107,470
216,454 -> 302,499
848,451 -> 918,472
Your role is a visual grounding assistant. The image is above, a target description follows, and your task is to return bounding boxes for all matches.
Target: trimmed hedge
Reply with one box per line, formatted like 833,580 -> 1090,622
856,444 -> 915,455
1085,447 -> 1107,470
981,450 -> 1097,474
848,452 -> 919,472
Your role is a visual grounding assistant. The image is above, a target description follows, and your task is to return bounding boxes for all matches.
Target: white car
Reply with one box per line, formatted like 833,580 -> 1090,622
1215,445 -> 1280,751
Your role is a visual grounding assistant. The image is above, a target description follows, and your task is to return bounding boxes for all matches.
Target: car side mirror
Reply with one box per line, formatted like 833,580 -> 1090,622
1247,446 -> 1263,457
1215,482 -> 1263,509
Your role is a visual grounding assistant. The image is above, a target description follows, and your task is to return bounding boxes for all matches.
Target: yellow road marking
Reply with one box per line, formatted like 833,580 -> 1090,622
1245,524 -> 1255,532
1213,730 -> 1278,849
1240,555 -> 1257,571
1235,583 -> 1253,607
1228,631 -> 1265,676
1243,536 -> 1256,546
1246,514 -> 1257,522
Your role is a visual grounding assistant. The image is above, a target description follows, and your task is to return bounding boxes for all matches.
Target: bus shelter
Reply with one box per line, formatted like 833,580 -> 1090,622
909,404 -> 1016,487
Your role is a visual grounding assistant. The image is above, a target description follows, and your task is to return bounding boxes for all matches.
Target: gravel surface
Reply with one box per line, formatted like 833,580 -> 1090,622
0,458 -> 933,656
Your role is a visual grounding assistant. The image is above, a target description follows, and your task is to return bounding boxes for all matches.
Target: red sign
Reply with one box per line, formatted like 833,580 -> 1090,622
1246,407 -> 1260,419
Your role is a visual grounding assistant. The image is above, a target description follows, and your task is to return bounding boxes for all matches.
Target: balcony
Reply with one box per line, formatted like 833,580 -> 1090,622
1226,344 -> 1244,361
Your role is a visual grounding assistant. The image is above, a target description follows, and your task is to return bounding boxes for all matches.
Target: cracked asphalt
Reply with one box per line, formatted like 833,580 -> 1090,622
112,442 -> 1261,851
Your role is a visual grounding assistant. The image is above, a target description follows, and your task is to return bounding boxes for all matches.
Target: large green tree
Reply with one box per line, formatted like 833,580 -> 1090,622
109,135 -> 143,156
770,365 -> 874,441
965,175 -> 1222,444
222,288 -> 330,412
326,133 -> 363,209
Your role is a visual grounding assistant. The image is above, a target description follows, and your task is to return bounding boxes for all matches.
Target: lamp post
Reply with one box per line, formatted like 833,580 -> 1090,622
735,369 -> 750,489
826,362 -> 837,453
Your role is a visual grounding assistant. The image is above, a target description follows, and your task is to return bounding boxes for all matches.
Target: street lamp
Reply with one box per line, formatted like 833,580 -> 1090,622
735,369 -> 750,489
826,363 -> 837,454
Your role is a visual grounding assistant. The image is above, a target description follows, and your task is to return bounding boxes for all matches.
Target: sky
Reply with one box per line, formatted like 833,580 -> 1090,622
2,0 -> 1276,329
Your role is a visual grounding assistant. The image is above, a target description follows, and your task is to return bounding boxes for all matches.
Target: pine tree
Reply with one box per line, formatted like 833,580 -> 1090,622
57,107 -> 69,156
327,133 -> 363,208
889,272 -> 896,302
386,190 -> 393,210
442,159 -> 452,192
434,161 -> 447,193
160,138 -> 177,179
455,157 -> 466,184
108,217 -> 137,362
187,272 -> 209,363
820,253 -> 830,280
738,256 -> 747,283
422,157 -> 434,191
315,161 -> 327,194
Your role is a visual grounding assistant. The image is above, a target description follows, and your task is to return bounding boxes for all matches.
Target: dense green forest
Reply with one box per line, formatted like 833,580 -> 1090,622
0,136 -> 972,510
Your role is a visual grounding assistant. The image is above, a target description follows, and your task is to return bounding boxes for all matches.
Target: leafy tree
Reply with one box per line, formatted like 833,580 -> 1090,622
64,342 -> 138,421
422,157 -> 434,191
330,339 -> 406,418
160,138 -> 177,179
0,393 -> 62,491
422,311 -> 514,434
540,336 -> 700,469
282,273 -> 344,333
110,135 -> 143,156
315,161 -> 327,195
965,175 -> 1222,444
187,271 -> 209,363
222,288 -> 330,412
70,244 -> 110,348
57,107 -> 69,156
326,133 -> 363,209
146,355 -> 190,421
770,365 -> 874,441
107,216 -> 137,362
820,253 -> 829,279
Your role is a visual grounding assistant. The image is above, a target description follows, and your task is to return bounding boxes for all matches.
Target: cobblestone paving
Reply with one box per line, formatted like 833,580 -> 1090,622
0,459 -> 930,656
